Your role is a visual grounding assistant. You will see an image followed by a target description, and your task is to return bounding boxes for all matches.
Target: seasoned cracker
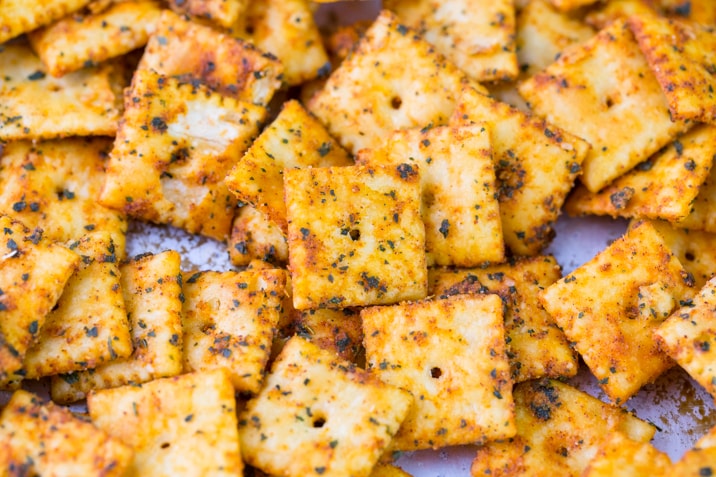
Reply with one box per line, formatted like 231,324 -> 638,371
676,160 -> 716,233
363,294 -> 515,450
139,10 -> 283,106
384,0 -> 517,82
655,275 -> 716,402
0,41 -> 123,140
182,268 -> 287,394
361,123 -> 503,266
0,0 -> 92,44
429,255 -> 578,383
100,69 -> 266,241
650,220 -> 716,288
226,100 -> 352,234
547,0 -> 601,12
629,12 -> 716,123
284,164 -> 427,309
233,0 -> 330,85
89,369 -> 242,476
283,307 -> 365,364
169,0 -> 246,29
585,0 -> 658,30
518,20 -> 688,192
0,390 -> 133,476
0,215 -> 79,384
582,432 -> 671,477
19,232 -> 131,381
28,1 -> 162,77
0,138 -> 128,257
228,205 -> 288,267
452,86 -> 590,255
661,0 -> 716,26
51,250 -> 183,403
239,336 -> 413,477
566,125 -> 716,221
540,221 -> 695,403
671,447 -> 716,476
308,10 -> 485,154
471,379 -> 656,477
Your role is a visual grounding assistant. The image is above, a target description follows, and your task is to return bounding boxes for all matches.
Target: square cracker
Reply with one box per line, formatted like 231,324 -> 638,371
17,232 -> 131,381
359,123 -> 504,267
51,250 -> 183,404
429,255 -> 578,383
28,1 -> 163,77
471,379 -> 656,477
0,41 -> 124,141
139,10 -> 283,106
0,138 -> 128,258
582,432 -> 671,477
88,369 -> 242,476
239,336 -> 413,477
0,390 -> 133,476
539,220 -> 695,403
0,215 -> 79,384
233,0 -> 330,85
628,12 -> 716,124
308,10 -> 485,155
169,0 -> 246,29
384,0 -> 517,82
182,268 -> 287,394
284,164 -> 427,310
228,205 -> 288,267
226,100 -> 353,235
452,86 -> 590,255
655,275 -> 716,402
362,294 -> 516,450
0,0 -> 92,44
99,69 -> 266,241
518,20 -> 689,193
566,124 -> 716,222
649,220 -> 716,289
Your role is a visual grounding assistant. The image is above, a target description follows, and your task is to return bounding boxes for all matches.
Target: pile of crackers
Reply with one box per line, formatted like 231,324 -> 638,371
2,0 -> 716,475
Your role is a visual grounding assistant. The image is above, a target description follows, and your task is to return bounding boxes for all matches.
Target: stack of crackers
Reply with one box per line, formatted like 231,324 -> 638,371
1,0 -> 716,476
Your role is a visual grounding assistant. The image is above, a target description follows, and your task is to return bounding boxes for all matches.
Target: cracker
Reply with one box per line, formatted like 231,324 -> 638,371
661,0 -> 716,26
182,268 -> 287,394
546,0 -> 601,12
429,255 -> 578,383
0,41 -> 123,141
672,449 -> 716,476
308,10 -> 485,154
226,100 -> 352,235
650,220 -> 716,288
582,432 -> 671,477
228,205 -> 288,267
539,220 -> 695,403
233,0 -> 330,85
284,164 -> 427,310
452,85 -> 590,255
0,215 -> 80,384
655,275 -> 716,402
628,12 -> 716,124
283,307 -> 364,364
516,0 -> 595,77
51,250 -> 183,404
518,20 -> 689,193
0,0 -> 92,44
19,232 -> 131,381
384,0 -> 517,82
138,10 -> 283,106
471,379 -> 656,477
239,336 -> 413,477
361,123 -> 503,266
362,294 -> 515,450
566,125 -> 716,221
28,1 -> 163,78
0,138 -> 128,258
88,369 -> 242,476
99,69 -> 266,241
585,0 -> 658,30
676,159 -> 716,233
169,0 -> 246,29
0,390 -> 133,476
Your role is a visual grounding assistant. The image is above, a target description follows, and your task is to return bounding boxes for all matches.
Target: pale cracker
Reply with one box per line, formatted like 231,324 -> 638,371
88,369 -> 242,476
51,250 -> 183,403
284,164 -> 427,310
0,0 -> 92,44
226,99 -> 352,234
518,19 -> 689,193
582,432 -> 671,477
228,205 -> 288,267
239,336 -> 413,477
471,379 -> 656,477
539,220 -> 695,403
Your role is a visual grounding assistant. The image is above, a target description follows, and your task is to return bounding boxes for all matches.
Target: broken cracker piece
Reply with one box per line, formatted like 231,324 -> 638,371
228,205 -> 288,267
283,307 -> 365,364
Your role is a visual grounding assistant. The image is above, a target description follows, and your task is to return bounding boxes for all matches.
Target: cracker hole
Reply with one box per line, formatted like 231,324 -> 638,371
312,416 -> 326,428
349,229 -> 360,241
685,251 -> 695,261
390,96 -> 402,109
160,442 -> 170,449
430,367 -> 442,379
